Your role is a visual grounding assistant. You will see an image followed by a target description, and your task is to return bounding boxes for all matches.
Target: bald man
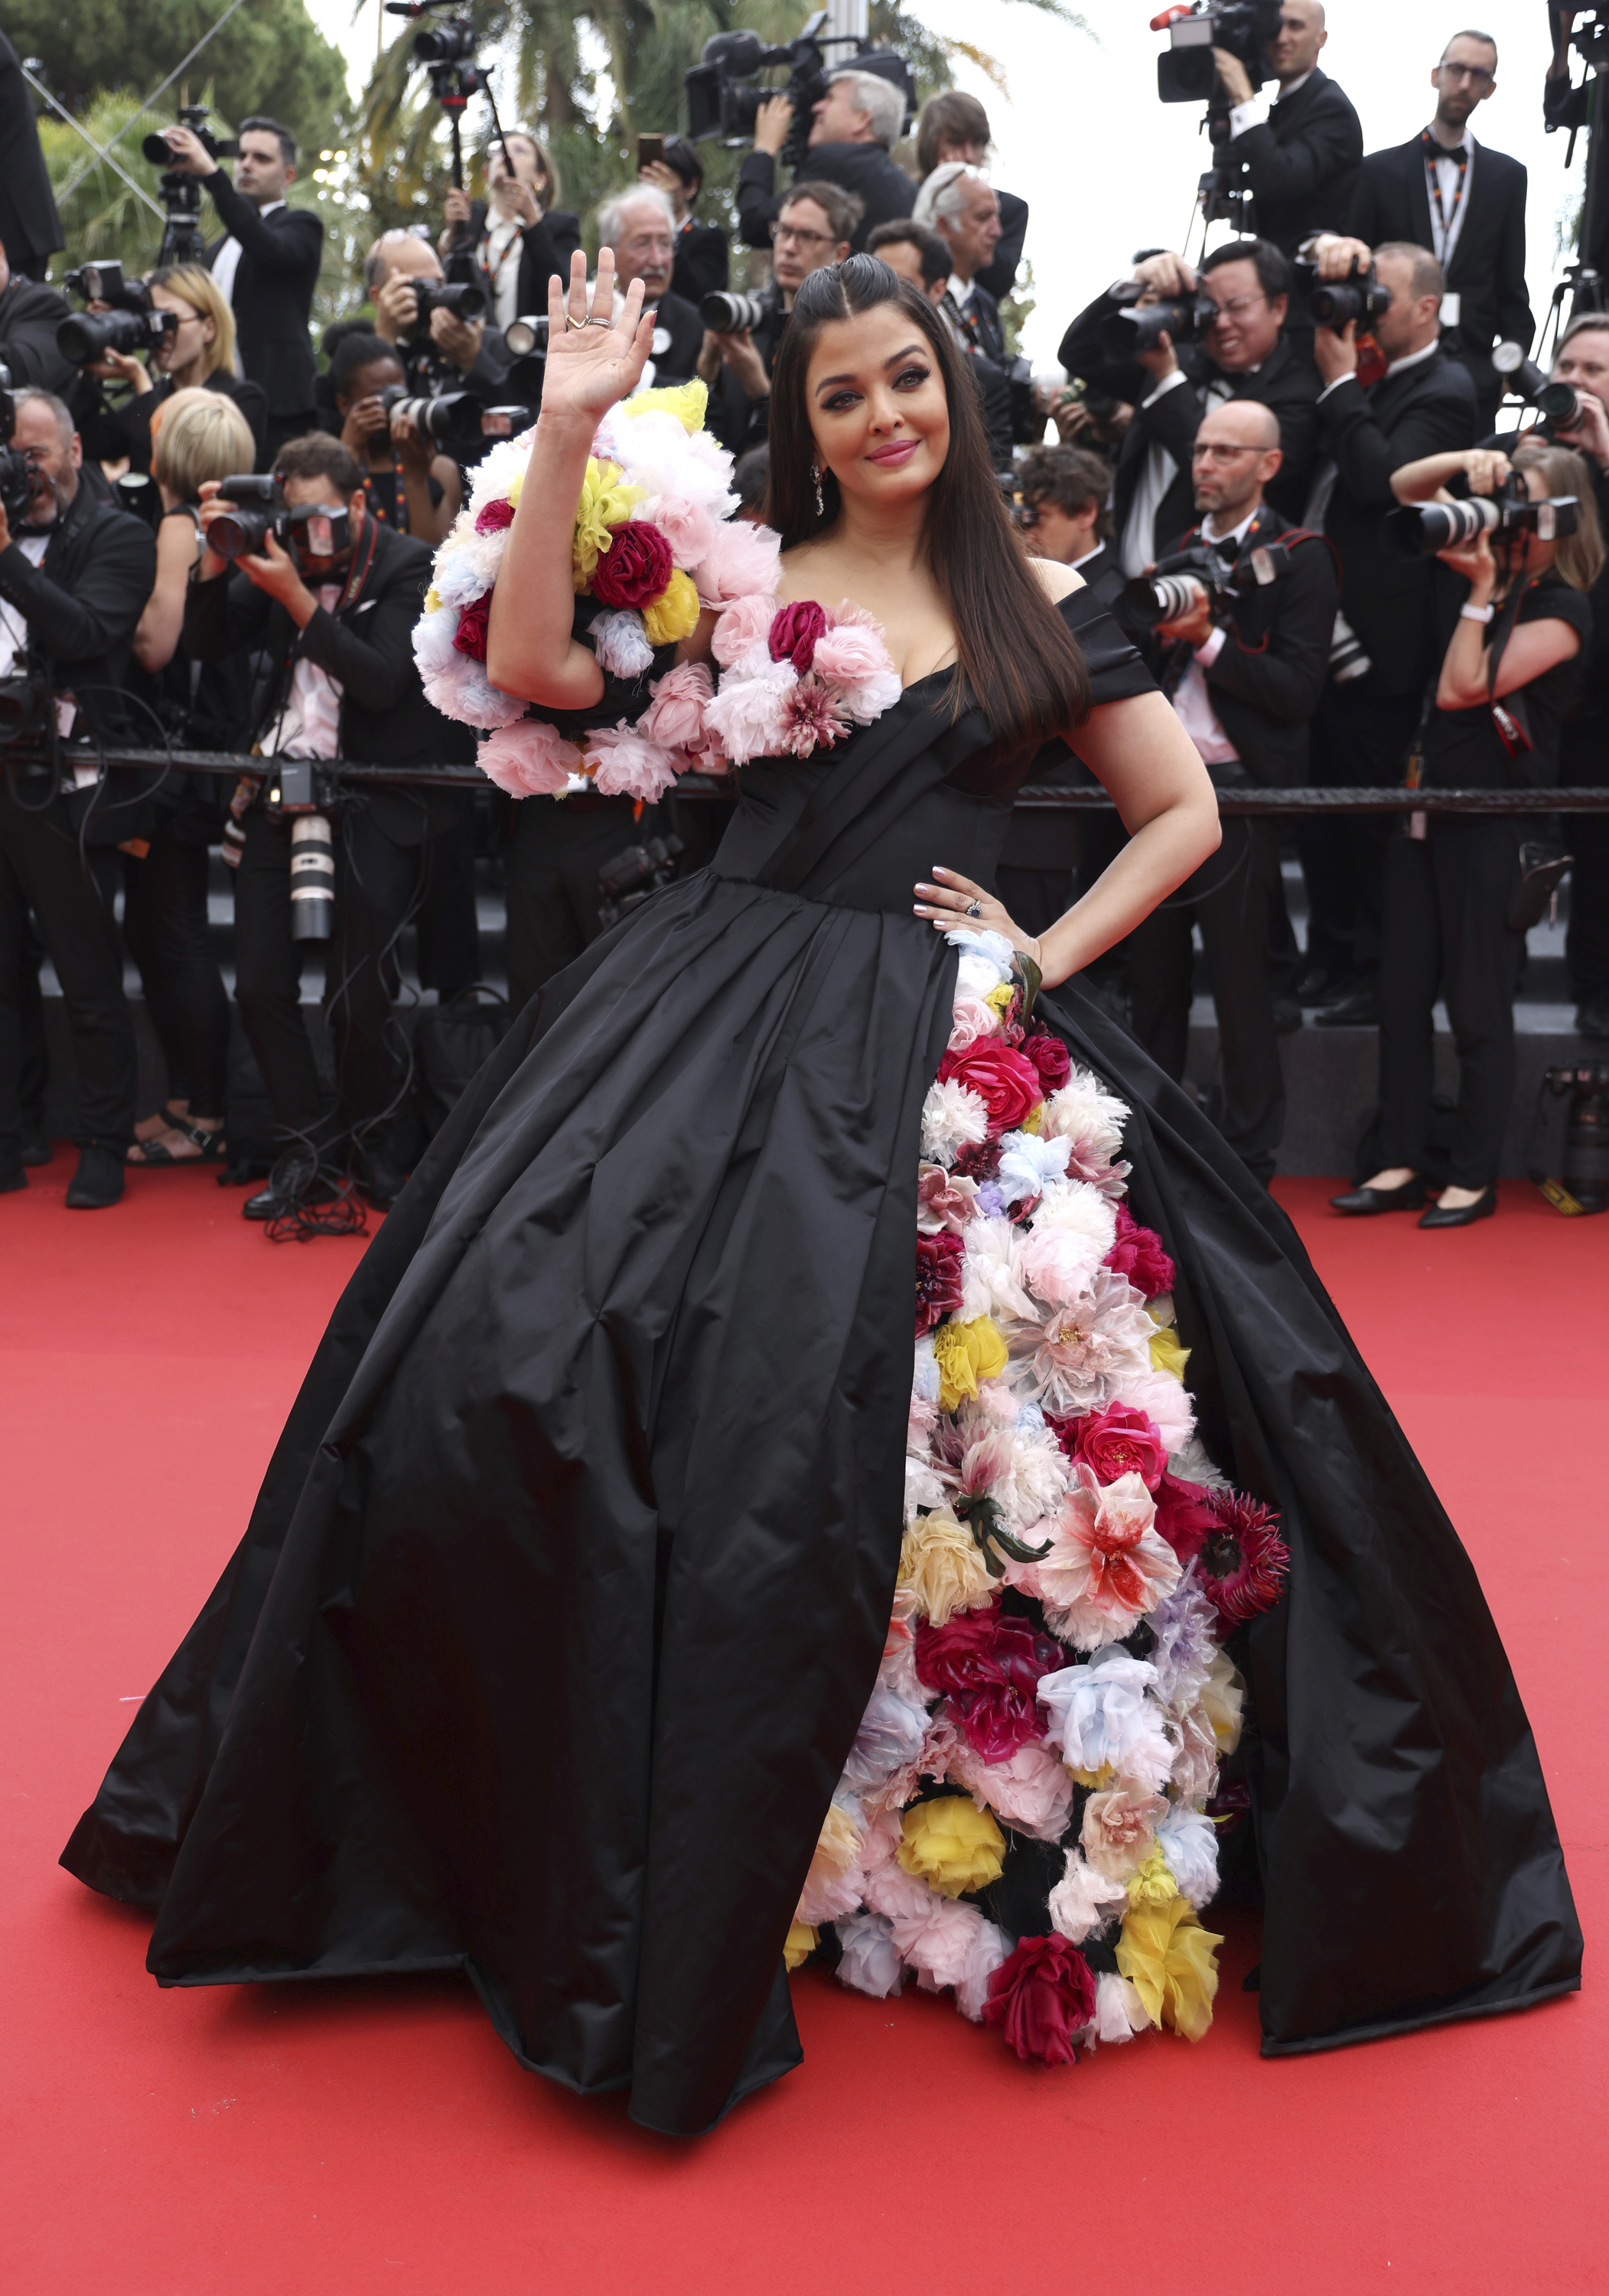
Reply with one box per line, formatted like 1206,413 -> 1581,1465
1122,393 -> 1337,1185
1211,2 -> 1362,258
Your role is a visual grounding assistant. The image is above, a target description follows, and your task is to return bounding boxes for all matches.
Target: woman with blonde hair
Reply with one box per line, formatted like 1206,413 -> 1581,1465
77,263 -> 268,475
122,386 -> 258,1168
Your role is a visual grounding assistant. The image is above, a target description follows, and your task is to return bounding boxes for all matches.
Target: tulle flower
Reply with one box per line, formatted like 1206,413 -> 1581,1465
1092,1971 -> 1152,2043
778,672 -> 851,755
572,458 -> 643,589
691,516 -> 780,605
702,656 -> 796,764
1081,1785 -> 1168,1880
1047,1850 -> 1130,1944
588,607 -> 657,680
931,1315 -> 1009,1413
835,1910 -> 904,1999
948,994 -> 1006,1053
1018,1268 -> 1156,1414
1116,1896 -> 1222,2041
1147,1574 -> 1221,1710
949,1734 -> 1073,1840
640,568 -> 701,647
582,724 -> 682,804
770,599 -> 829,670
1195,1492 -> 1291,1623
783,1921 -> 818,1971
1037,1647 -> 1174,1792
1034,1467 -> 1181,1651
711,589 -> 780,669
917,1164 -> 979,1234
640,660 -> 714,753
995,1130 -> 1073,1209
1041,1071 -> 1131,1186
478,719 -> 582,797
1018,1182 -> 1119,1306
1106,1202 -> 1177,1297
1149,1322 -> 1190,1382
796,1799 -> 866,1926
1155,1804 -> 1220,1910
915,1230 -> 965,1338
898,1508 -> 993,1626
982,1933 -> 1097,2067
896,1796 -> 1005,1899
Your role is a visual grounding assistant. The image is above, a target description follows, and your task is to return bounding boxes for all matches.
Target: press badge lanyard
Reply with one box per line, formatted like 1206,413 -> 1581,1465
1422,133 -> 1469,265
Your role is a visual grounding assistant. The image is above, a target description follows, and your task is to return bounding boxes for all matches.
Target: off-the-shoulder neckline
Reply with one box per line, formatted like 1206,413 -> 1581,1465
760,579 -> 1089,694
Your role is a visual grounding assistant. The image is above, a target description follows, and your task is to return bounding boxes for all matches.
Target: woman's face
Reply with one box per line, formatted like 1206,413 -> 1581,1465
150,283 -> 214,376
804,300 -> 950,517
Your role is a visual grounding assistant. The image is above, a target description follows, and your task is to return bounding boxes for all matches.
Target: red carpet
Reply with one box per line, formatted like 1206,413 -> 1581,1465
2,1156 -> 1598,2294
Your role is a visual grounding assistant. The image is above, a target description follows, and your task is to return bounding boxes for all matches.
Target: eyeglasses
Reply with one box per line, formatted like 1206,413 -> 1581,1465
1191,442 -> 1261,463
770,220 -> 834,250
1209,293 -> 1268,322
1438,60 -> 1494,88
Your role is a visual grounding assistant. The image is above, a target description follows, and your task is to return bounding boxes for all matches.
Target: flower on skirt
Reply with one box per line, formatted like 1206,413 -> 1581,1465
982,1932 -> 1098,2067
1195,1492 -> 1291,1623
784,1921 -> 818,1971
896,1796 -> 1005,1899
931,1315 -> 1008,1413
1116,1896 -> 1223,2042
898,1508 -> 994,1627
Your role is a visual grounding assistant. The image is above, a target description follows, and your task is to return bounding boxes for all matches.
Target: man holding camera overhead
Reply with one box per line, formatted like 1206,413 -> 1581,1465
1291,236 -> 1479,1024
183,432 -> 475,1221
1122,397 -> 1337,1186
0,388 -> 155,1209
738,69 -> 914,256
159,116 -> 323,461
1210,2 -> 1363,258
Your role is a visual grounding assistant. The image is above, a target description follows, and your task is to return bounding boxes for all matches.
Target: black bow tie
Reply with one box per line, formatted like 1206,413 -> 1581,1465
1429,141 -> 1468,164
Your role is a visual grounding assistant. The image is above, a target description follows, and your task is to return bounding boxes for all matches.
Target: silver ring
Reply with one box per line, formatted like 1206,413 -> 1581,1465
966,899 -> 983,919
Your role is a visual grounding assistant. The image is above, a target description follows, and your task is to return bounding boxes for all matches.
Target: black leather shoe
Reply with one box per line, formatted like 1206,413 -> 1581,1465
1575,998 -> 1609,1042
1272,993 -> 1304,1035
1295,962 -> 1342,1006
19,1128 -> 50,1166
0,1162 -> 24,1194
1418,1186 -> 1497,1229
243,1144 -> 335,1222
1314,983 -> 1381,1028
65,1145 -> 125,1209
1329,1176 -> 1428,1214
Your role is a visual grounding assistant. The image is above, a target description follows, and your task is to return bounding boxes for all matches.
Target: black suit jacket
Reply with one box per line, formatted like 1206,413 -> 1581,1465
1223,69 -> 1363,256
0,275 -> 75,393
738,143 -> 915,252
1159,504 -> 1337,787
1349,136 -> 1532,393
0,35 -> 63,268
182,517 -> 473,843
671,219 -> 730,309
73,365 -> 269,478
204,176 -> 323,420
1317,345 -> 1479,696
647,289 -> 706,388
977,189 -> 1028,303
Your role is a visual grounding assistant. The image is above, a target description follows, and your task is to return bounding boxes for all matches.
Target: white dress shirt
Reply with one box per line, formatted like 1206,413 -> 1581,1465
1424,127 -> 1475,271
1120,365 -> 1256,578
1170,506 -> 1259,769
262,587 -> 344,758
1227,67 -> 1314,141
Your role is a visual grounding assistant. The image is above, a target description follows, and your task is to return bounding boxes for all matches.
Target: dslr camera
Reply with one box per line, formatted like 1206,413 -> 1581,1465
1122,533 -> 1295,628
598,833 -> 686,929
1296,258 -> 1393,334
1099,276 -> 1219,358
207,476 -> 353,563
686,7 -> 915,171
402,279 -> 487,333
1492,341 -> 1583,429
1384,470 -> 1581,558
376,384 -> 533,455
141,103 -> 241,268
702,289 -> 772,334
57,263 -> 178,367
0,364 -> 34,527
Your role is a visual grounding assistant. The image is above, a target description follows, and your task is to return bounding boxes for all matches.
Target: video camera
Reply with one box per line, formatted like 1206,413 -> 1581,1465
1492,341 -> 1583,429
57,262 -> 178,367
1296,259 -> 1393,334
686,7 -> 915,172
1384,471 -> 1581,558
140,103 -> 241,269
376,385 -> 534,454
1099,277 -> 1218,358
1122,533 -> 1296,628
1151,0 -> 1282,227
207,476 -> 353,563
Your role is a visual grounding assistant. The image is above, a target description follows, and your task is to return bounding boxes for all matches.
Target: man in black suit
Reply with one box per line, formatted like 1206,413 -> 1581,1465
918,165 -> 1034,470
1210,0 -> 1363,256
1294,237 -> 1479,1021
158,115 -> 324,459
0,236 -> 74,393
1348,29 -> 1531,428
0,34 -> 62,281
598,187 -> 704,386
739,69 -> 914,255
184,433 -> 477,1218
1060,237 -> 1322,576
1125,399 -> 1337,1182
438,129 -> 581,333
913,89 -> 1028,303
0,390 -> 156,1209
365,229 -> 514,409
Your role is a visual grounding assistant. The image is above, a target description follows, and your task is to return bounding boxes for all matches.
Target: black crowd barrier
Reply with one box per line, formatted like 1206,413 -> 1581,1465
18,747 -> 1609,813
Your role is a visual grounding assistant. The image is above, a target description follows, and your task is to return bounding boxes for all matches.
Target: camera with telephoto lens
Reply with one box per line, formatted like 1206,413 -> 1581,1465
1297,259 -> 1393,334
402,279 -> 487,333
686,8 -> 915,171
207,475 -> 353,563
1122,534 -> 1295,628
503,315 -> 552,359
1534,1064 -> 1609,1215
0,364 -> 34,528
1099,277 -> 1219,358
139,101 -> 239,170
265,760 -> 337,942
62,261 -> 154,314
376,384 -> 533,454
1152,0 -> 1283,101
597,833 -> 686,928
1492,341 -> 1583,429
701,289 -> 771,335
1383,470 -> 1581,558
57,305 -> 178,367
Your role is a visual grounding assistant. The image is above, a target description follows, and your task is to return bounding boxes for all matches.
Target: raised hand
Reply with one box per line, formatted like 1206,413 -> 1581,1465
539,247 -> 656,427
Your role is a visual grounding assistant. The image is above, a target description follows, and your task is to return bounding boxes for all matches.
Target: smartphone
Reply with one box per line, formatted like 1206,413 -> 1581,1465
637,134 -> 665,169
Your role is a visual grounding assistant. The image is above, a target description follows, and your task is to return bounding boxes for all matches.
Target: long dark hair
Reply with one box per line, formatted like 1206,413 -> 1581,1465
765,255 -> 1092,745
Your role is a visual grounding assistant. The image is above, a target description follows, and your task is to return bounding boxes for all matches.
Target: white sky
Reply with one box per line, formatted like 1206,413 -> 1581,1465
306,0 -> 1582,367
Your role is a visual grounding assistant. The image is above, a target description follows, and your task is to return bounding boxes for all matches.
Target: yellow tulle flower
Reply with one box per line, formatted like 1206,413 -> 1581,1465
898,1507 -> 993,1626
1125,1844 -> 1178,1909
1116,1895 -> 1223,2042
931,1315 -> 1008,1414
1018,1102 -> 1044,1136
1203,1649 -> 1245,1751
783,1921 -> 817,1971
1068,1764 -> 1114,1790
425,585 -> 442,614
640,567 -> 700,647
506,469 -> 524,508
985,981 -> 1014,1016
897,1796 -> 1005,1899
1149,1322 -> 1190,1381
572,458 -> 643,590
624,378 -> 708,433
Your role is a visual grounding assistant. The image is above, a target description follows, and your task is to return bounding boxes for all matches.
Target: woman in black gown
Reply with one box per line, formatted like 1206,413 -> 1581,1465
62,255 -> 1581,2136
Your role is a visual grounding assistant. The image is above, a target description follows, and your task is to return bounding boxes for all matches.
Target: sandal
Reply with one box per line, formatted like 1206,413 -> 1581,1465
126,1115 -> 228,1167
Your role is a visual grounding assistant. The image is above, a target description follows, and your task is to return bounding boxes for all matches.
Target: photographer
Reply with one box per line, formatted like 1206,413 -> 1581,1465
0,31 -> 63,283
1335,442 -> 1602,1227
1125,399 -> 1337,1185
1297,238 -> 1480,1023
1060,236 -> 1321,576
1348,31 -> 1531,428
158,115 -> 323,459
866,217 -> 1013,457
598,188 -> 703,384
184,434 -> 476,1218
914,90 -> 1028,302
0,389 -> 156,1208
329,332 -> 461,546
699,181 -> 858,457
439,129 -> 581,332
0,234 -> 74,394
739,69 -> 914,255
1211,0 -> 1363,257
70,265 -> 268,477
643,137 -> 730,310
366,229 -> 513,403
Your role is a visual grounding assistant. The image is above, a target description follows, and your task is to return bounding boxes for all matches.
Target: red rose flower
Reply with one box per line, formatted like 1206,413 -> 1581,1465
1153,1471 -> 1220,1564
936,1040 -> 1043,1137
915,1229 -> 965,1337
1106,1202 -> 1177,1299
1048,1401 -> 1168,1491
1197,1491 -> 1291,1623
950,1681 -> 1046,1763
1021,1032 -> 1071,1094
474,497 -> 516,535
591,518 -> 673,608
916,1600 -> 1066,1698
984,1932 -> 1097,2066
768,598 -> 829,672
452,590 -> 491,661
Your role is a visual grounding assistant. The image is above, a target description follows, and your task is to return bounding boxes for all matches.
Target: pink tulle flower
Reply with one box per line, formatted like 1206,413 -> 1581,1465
692,517 -> 780,605
778,672 -> 850,755
947,995 -> 1005,1053
704,657 -> 795,764
584,723 -> 683,803
477,718 -> 581,797
640,660 -> 714,753
1080,1785 -> 1168,1880
1036,1466 -> 1182,1646
711,590 -> 779,669
643,492 -> 716,566
811,618 -> 894,690
1106,1202 -> 1177,1299
949,1735 -> 1074,1841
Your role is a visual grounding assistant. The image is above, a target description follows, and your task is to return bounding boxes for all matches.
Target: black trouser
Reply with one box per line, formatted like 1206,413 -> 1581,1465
16,908 -> 48,1128
1299,685 -> 1422,982
0,782 -> 135,1159
1562,719 -> 1609,1006
1377,820 -> 1522,1191
234,803 -> 445,1154
1126,815 -> 1285,1183
121,818 -> 230,1121
504,795 -> 663,1015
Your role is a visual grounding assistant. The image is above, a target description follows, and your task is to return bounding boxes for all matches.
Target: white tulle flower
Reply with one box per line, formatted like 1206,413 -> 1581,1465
835,659 -> 903,724
796,1795 -> 866,1926
920,1079 -> 988,1167
1169,1431 -> 1233,1495
589,608 -> 656,680
1148,1574 -> 1221,1711
841,1688 -> 930,1797
904,1451 -> 946,1521
431,549 -> 490,612
1016,1266 -> 1155,1414
995,1129 -> 1073,1207
946,924 -> 1016,971
958,1215 -> 1039,1325
419,654 -> 529,730
1155,1805 -> 1220,1910
913,1335 -> 940,1404
1092,1971 -> 1152,2042
953,1916 -> 1011,2022
998,1420 -> 1070,1528
1041,1071 -> 1131,1182
1037,1647 -> 1175,1792
835,1910 -> 905,2000
412,603 -> 461,674
1113,1365 -> 1197,1454
703,657 -> 796,763
1018,1180 -> 1119,1306
1047,1848 -> 1129,1943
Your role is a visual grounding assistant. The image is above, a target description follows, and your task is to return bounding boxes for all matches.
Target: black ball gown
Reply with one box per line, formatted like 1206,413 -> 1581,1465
62,591 -> 1581,2135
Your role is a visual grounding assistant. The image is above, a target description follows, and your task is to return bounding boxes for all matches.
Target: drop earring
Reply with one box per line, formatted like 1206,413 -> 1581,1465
811,461 -> 825,518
